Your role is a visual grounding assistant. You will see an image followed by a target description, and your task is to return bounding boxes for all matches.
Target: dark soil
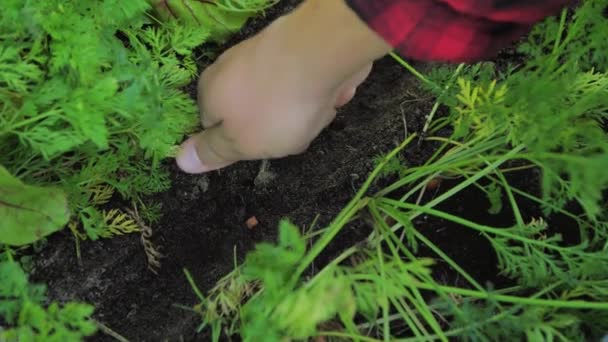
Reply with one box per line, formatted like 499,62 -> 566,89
29,1 -> 579,341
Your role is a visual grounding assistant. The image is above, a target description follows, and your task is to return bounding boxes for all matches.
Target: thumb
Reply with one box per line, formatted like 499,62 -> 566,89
176,127 -> 242,174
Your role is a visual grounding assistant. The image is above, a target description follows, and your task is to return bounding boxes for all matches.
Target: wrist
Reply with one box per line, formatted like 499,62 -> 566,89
256,0 -> 391,89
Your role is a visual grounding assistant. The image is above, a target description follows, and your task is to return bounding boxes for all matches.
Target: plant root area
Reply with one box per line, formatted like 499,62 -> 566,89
30,1 -> 578,341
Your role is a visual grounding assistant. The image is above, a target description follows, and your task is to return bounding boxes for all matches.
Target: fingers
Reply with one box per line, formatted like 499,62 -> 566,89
180,59 -> 374,174
335,87 -> 356,108
335,62 -> 373,108
352,63 -> 373,85
176,126 -> 242,174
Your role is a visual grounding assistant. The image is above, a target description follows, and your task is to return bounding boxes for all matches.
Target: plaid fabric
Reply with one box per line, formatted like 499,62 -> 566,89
346,0 -> 572,62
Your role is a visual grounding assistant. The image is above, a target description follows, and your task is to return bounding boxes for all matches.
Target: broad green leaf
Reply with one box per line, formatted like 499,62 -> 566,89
147,0 -> 276,42
0,166 -> 69,246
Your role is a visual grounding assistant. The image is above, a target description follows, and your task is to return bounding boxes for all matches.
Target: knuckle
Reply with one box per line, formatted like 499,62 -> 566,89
291,143 -> 310,155
277,140 -> 311,157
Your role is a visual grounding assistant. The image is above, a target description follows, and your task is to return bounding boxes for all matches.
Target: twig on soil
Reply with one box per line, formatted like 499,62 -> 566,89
399,102 -> 409,140
94,320 -> 130,342
126,204 -> 164,275
417,63 -> 465,147
254,159 -> 277,187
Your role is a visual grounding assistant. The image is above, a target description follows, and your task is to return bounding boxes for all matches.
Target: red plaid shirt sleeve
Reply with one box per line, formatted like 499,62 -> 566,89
345,0 -> 572,62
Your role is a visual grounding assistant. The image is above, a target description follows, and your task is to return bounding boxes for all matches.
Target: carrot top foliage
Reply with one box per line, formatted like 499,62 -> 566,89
424,0 -> 608,220
0,1 -> 272,339
187,1 -> 608,341
0,0 -> 274,244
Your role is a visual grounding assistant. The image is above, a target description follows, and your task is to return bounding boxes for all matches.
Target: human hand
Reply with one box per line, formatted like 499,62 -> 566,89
176,0 -> 391,174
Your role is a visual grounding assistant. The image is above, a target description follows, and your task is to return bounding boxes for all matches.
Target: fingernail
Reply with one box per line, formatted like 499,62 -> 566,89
176,139 -> 210,173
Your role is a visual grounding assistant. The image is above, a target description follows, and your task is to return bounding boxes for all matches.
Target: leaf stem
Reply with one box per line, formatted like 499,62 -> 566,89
390,52 -> 436,88
291,134 -> 417,284
417,283 -> 608,309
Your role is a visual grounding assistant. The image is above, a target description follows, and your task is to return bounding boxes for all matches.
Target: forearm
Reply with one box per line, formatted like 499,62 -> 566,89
346,0 -> 572,62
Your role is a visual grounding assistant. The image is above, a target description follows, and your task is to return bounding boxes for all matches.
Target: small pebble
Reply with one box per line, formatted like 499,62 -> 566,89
246,216 -> 259,229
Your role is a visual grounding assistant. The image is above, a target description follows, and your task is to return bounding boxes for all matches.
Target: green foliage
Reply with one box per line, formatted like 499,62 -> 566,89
443,0 -> 608,218
240,222 -> 357,341
485,182 -> 503,214
189,1 -> 608,341
0,2 -> 271,337
192,144 -> 608,341
0,166 -> 69,246
436,299 -> 586,341
189,219 -> 447,342
0,0 -> 269,243
373,153 -> 408,180
489,218 -> 608,287
434,281 -> 608,342
138,201 -> 164,224
192,221 -> 358,341
0,258 -> 97,341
